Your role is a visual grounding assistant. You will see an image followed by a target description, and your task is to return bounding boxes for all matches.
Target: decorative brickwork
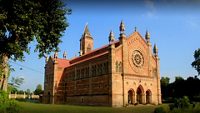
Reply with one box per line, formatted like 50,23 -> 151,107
43,22 -> 162,107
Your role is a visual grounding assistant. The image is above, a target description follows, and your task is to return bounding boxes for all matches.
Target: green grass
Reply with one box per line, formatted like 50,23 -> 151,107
17,102 -> 168,113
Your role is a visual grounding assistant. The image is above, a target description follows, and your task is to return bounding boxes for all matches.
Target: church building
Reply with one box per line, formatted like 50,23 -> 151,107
43,21 -> 162,107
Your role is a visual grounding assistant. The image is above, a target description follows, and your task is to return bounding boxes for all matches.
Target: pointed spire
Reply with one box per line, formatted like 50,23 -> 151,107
63,51 -> 67,59
119,20 -> 125,33
109,30 -> 115,43
82,23 -> 92,38
153,44 -> 158,56
145,30 -> 150,41
54,51 -> 58,59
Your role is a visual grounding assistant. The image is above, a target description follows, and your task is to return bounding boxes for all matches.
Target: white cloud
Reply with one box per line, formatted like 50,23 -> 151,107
186,17 -> 200,28
144,0 -> 155,10
143,0 -> 157,18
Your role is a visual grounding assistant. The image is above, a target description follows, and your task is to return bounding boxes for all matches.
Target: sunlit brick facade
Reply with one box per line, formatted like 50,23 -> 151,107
43,22 -> 162,107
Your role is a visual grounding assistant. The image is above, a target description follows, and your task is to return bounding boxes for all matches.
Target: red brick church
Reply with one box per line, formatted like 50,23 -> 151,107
43,21 -> 162,107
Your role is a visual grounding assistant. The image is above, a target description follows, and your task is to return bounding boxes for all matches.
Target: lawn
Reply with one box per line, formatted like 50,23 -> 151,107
18,102 -> 167,113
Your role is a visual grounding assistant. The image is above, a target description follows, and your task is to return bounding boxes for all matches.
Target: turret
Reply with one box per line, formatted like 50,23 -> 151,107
119,21 -> 125,34
119,21 -> 126,40
80,24 -> 94,55
63,51 -> 67,59
134,27 -> 137,32
109,30 -> 115,43
145,30 -> 150,44
153,44 -> 158,57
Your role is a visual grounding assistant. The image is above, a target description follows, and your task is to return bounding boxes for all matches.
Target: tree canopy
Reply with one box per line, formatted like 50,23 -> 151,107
34,84 -> 42,95
192,48 -> 200,75
160,77 -> 170,100
161,76 -> 200,102
0,0 -> 71,91
0,0 -> 71,59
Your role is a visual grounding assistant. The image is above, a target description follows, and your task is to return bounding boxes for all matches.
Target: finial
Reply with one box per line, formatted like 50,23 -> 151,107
109,30 -> 115,43
79,50 -> 82,56
134,27 -> 137,32
145,30 -> 150,41
63,51 -> 67,59
119,20 -> 125,33
54,51 -> 58,59
153,44 -> 158,56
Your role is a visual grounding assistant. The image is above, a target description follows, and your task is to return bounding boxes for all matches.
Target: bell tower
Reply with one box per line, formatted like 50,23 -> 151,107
80,24 -> 94,55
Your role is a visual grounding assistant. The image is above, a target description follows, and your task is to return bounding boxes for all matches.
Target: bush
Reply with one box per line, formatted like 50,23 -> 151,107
169,103 -> 175,111
0,91 -> 20,113
154,107 -> 167,113
172,96 -> 191,110
6,100 -> 20,113
0,91 -> 8,104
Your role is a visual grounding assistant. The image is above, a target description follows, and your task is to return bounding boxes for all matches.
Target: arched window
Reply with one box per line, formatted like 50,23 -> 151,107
76,70 -> 80,80
87,44 -> 91,52
116,61 -> 119,72
119,62 -> 122,72
92,66 -> 95,76
100,64 -> 103,75
94,65 -> 96,76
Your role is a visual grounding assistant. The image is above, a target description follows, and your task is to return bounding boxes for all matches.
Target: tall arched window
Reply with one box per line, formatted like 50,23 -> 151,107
116,61 -> 119,72
87,44 -> 91,52
119,62 -> 122,72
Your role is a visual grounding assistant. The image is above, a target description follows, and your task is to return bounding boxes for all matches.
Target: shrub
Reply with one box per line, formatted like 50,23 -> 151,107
6,100 -> 20,113
169,103 -> 175,111
172,96 -> 191,110
0,91 -> 20,113
154,107 -> 167,113
0,91 -> 8,104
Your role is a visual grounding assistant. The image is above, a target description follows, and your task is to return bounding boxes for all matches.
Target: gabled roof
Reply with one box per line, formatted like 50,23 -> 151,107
52,40 -> 120,68
53,31 -> 149,68
70,40 -> 120,64
56,58 -> 70,67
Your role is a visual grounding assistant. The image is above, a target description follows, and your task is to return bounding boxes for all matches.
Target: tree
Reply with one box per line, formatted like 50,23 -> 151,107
175,76 -> 184,82
0,0 -> 71,91
161,77 -> 170,87
10,76 -> 24,88
8,76 -> 24,93
160,77 -> 170,99
34,84 -> 42,95
192,48 -> 200,76
26,89 -> 31,95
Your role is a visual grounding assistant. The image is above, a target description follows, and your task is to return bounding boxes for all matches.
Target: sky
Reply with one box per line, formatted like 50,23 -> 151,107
9,0 -> 200,91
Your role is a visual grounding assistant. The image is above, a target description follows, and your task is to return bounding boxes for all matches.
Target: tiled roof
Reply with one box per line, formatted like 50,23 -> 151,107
55,41 -> 120,68
56,58 -> 70,67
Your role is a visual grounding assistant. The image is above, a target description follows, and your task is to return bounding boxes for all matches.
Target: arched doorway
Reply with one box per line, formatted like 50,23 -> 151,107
137,85 -> 144,104
146,89 -> 152,104
128,89 -> 135,104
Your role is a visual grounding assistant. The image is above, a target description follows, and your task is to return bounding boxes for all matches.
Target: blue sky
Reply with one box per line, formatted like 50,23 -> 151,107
9,0 -> 200,91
